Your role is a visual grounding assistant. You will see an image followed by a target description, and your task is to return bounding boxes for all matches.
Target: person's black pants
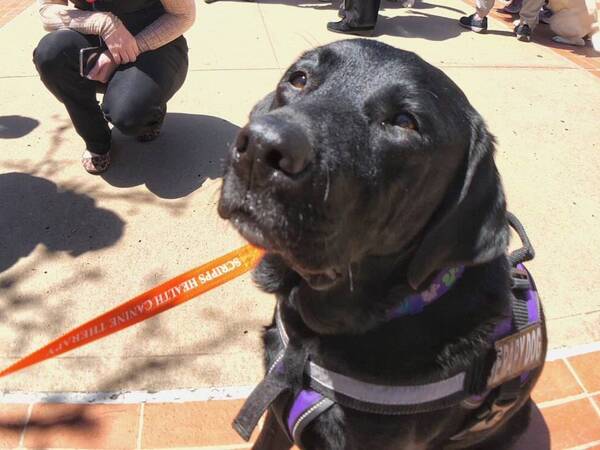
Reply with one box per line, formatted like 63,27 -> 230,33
33,29 -> 189,154
342,0 -> 382,27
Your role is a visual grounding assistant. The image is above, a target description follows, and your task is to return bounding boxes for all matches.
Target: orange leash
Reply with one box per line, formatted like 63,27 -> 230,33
0,244 -> 264,378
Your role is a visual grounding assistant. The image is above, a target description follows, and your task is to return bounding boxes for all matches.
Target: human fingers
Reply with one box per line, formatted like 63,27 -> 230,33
130,38 -> 140,57
86,62 -> 101,81
124,46 -> 137,64
101,60 -> 118,83
108,45 -> 123,65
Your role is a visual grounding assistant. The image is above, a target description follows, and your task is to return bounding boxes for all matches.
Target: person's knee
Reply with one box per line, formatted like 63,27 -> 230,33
103,101 -> 157,136
33,31 -> 76,79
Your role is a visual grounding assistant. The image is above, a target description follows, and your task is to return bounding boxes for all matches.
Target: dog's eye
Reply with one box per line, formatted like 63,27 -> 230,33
389,113 -> 418,131
289,71 -> 308,90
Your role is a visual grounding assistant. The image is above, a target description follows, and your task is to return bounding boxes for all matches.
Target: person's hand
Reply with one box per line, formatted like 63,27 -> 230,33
103,22 -> 139,65
86,51 -> 118,83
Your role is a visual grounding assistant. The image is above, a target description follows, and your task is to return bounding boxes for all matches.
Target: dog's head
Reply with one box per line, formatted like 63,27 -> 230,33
219,39 -> 508,293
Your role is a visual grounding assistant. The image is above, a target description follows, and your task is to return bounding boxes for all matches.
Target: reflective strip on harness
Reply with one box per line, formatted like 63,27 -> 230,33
308,362 -> 466,406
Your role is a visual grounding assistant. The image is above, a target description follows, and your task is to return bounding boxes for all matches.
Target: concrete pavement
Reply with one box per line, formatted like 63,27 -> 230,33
0,1 -> 599,392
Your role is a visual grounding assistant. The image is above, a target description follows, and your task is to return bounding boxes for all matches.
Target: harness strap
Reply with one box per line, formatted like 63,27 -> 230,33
233,374 -> 289,441
507,212 -> 535,266
451,265 -> 543,441
281,265 -> 544,443
287,390 -> 335,445
278,304 -> 478,414
307,362 -> 469,415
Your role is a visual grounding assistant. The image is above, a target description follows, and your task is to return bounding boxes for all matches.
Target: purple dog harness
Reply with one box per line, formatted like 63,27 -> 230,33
233,214 -> 545,446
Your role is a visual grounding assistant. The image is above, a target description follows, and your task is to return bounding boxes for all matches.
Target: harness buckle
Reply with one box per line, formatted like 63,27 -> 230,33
511,268 -> 531,290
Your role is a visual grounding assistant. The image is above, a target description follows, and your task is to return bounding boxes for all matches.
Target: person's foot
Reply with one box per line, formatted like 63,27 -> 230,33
326,20 -> 375,36
459,14 -> 488,32
81,150 -> 111,174
539,6 -> 553,24
514,22 -> 532,41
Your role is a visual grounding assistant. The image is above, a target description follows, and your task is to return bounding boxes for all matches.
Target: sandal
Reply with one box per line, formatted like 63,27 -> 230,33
81,150 -> 111,174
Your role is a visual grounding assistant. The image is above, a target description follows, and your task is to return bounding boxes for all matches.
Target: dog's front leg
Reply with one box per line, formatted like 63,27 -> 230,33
253,409 -> 293,450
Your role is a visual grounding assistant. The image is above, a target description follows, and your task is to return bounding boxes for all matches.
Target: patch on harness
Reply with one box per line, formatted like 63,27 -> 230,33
488,323 -> 543,388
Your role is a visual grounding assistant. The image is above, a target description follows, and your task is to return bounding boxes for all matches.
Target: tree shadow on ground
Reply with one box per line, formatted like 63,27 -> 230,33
0,309 -> 264,449
102,113 -> 239,199
0,173 -> 125,274
0,258 -> 105,354
0,115 -> 40,139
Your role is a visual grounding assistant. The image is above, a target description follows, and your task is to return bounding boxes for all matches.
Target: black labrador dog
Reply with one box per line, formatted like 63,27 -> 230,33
219,39 -> 546,450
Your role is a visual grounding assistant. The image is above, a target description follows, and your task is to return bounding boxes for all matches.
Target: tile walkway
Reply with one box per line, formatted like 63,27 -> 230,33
0,348 -> 598,449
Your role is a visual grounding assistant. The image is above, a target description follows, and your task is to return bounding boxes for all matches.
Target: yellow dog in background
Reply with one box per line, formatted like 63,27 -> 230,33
548,0 -> 599,49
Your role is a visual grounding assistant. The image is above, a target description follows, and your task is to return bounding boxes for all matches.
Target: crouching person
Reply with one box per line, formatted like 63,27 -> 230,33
33,0 -> 195,174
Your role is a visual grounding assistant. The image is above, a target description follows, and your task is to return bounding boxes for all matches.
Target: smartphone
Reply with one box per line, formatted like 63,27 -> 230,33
79,46 -> 104,78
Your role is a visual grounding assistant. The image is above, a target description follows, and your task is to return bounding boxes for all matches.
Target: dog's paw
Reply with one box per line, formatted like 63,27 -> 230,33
552,35 -> 586,46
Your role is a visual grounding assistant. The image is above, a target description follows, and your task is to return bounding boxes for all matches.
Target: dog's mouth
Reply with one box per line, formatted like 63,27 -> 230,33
228,209 -> 345,291
230,210 -> 271,250
297,267 -> 344,291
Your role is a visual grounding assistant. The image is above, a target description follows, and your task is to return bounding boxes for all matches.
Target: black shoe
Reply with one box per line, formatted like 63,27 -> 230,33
459,14 -> 488,32
326,20 -> 374,36
514,23 -> 531,41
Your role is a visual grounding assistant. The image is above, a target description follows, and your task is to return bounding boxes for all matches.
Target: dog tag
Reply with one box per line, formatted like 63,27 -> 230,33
487,323 -> 544,388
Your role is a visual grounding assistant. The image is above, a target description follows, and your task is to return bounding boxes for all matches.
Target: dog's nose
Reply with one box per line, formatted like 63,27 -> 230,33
235,115 -> 313,176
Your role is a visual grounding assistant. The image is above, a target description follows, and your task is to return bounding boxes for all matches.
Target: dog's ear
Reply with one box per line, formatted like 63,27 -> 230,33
407,115 -> 509,289
249,91 -> 276,119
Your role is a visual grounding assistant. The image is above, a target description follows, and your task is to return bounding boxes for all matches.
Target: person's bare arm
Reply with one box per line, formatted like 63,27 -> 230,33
38,0 -> 140,64
37,0 -> 121,38
135,0 -> 196,53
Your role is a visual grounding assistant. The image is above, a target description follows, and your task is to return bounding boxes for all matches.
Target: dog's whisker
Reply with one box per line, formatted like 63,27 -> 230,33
425,89 -> 439,101
324,167 -> 331,203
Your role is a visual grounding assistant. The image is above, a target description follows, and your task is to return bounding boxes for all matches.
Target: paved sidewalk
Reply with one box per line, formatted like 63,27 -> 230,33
1,0 -> 599,400
1,0 -> 600,448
